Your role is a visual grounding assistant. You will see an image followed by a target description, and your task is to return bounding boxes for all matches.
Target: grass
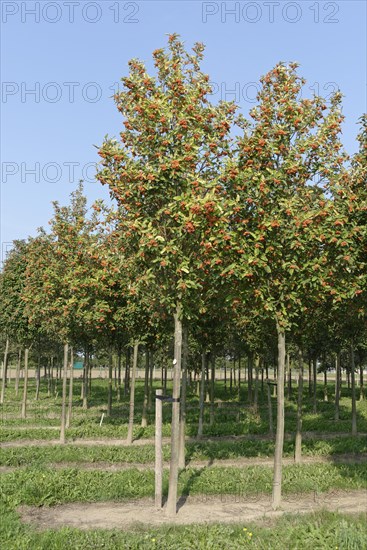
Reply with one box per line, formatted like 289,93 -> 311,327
0,507 -> 366,550
0,436 -> 366,467
1,463 -> 366,507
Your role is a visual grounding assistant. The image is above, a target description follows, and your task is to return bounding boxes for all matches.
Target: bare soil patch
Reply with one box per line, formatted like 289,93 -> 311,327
19,490 -> 367,531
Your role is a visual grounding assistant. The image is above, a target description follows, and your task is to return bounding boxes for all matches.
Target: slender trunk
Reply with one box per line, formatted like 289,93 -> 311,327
66,347 -> 74,428
224,362 -> 227,393
47,357 -> 52,397
126,343 -> 138,444
238,353 -> 241,400
141,348 -> 150,428
107,350 -> 113,416
324,370 -> 328,402
295,349 -> 304,463
248,353 -> 253,404
0,338 -> 10,405
82,351 -> 89,409
35,351 -> 41,400
197,351 -> 206,438
124,349 -> 130,396
166,303 -> 182,517
308,358 -> 312,396
253,356 -> 259,414
359,364 -> 365,401
148,351 -> 154,411
312,357 -> 317,413
117,348 -> 122,402
335,352 -> 341,421
178,326 -> 188,469
60,343 -> 69,444
267,381 -> 273,437
15,348 -> 21,397
350,341 -> 357,436
272,322 -> 286,509
21,348 -> 29,419
210,353 -> 215,426
287,356 -> 292,400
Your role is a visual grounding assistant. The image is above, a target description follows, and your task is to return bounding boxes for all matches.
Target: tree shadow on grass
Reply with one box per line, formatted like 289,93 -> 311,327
176,459 -> 213,512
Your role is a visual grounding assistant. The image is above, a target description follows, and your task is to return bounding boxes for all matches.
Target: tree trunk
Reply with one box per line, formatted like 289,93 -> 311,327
117,348 -> 122,402
272,322 -> 286,509
21,348 -> 29,419
253,355 -> 259,414
248,353 -> 253,404
82,351 -> 89,409
335,352 -> 341,421
126,343 -> 138,445
15,348 -> 21,397
141,348 -> 150,428
60,343 -> 69,444
308,358 -> 312,396
107,350 -> 113,416
124,348 -> 130,396
350,341 -> 357,436
267,381 -> 273,437
197,351 -> 206,437
0,338 -> 10,405
166,303 -> 182,517
324,370 -> 328,402
238,353 -> 241,400
148,351 -> 154,411
359,364 -> 365,401
312,357 -> 317,413
210,353 -> 215,426
66,347 -> 74,428
178,325 -> 188,469
295,349 -> 304,463
35,350 -> 41,401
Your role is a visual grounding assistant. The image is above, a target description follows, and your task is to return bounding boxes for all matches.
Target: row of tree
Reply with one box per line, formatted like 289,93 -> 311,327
1,35 -> 366,513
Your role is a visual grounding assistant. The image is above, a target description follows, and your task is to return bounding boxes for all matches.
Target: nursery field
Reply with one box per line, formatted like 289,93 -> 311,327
1,375 -> 367,549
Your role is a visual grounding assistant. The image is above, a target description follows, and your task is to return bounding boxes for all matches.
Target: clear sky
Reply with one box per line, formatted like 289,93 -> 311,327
1,0 -> 366,257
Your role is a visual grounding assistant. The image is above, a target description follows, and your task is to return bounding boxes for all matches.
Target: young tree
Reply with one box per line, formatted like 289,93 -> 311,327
227,63 -> 354,508
96,35 -> 236,515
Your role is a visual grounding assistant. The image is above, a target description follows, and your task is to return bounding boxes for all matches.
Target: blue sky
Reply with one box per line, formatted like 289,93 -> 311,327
1,0 -> 366,255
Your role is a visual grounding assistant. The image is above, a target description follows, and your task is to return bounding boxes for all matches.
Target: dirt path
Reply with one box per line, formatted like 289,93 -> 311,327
18,489 -> 367,531
2,431 -> 366,448
1,453 -> 366,474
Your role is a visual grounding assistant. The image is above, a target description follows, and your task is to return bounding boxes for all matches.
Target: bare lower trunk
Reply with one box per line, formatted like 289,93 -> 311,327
60,343 -> 69,444
21,348 -> 29,419
66,347 -> 74,428
107,350 -> 113,416
124,349 -> 130,396
248,353 -> 253,404
141,348 -> 150,428
178,326 -> 188,469
197,351 -> 206,437
82,351 -> 89,409
253,356 -> 259,414
166,303 -> 182,517
0,338 -> 10,405
312,357 -> 317,413
324,370 -> 328,402
15,348 -> 21,397
295,349 -> 304,463
335,352 -> 341,421
126,343 -> 138,444
359,365 -> 365,401
35,351 -> 41,401
117,348 -> 122,402
350,341 -> 357,436
210,353 -> 215,426
272,322 -> 286,509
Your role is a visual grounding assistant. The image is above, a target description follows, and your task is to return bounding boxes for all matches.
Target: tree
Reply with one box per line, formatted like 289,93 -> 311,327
96,34 -> 236,515
227,63 -> 352,508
